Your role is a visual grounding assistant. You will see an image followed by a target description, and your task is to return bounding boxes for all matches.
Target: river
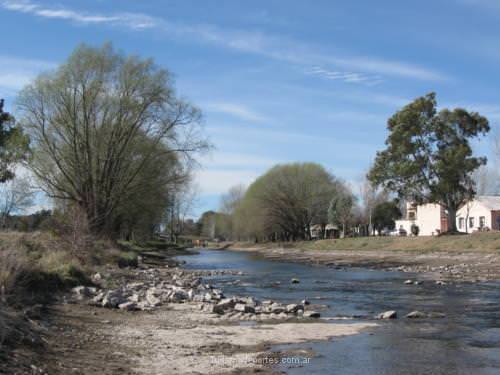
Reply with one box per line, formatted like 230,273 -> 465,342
176,248 -> 500,375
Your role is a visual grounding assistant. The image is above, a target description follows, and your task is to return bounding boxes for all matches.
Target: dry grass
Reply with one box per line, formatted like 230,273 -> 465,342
232,232 -> 500,253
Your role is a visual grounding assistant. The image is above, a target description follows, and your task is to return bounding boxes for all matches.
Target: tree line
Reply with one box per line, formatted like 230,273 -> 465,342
198,93 -> 491,241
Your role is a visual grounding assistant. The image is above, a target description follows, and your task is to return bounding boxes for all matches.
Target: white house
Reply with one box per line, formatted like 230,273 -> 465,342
456,196 -> 500,233
395,202 -> 448,236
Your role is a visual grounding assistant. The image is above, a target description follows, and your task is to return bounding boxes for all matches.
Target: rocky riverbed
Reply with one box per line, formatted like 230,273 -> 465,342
17,259 -> 376,375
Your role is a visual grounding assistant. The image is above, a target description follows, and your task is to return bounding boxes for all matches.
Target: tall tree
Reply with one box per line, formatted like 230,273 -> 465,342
235,163 -> 342,241
372,200 -> 402,235
368,93 -> 489,233
328,192 -> 354,237
17,44 -> 208,236
0,99 -> 29,183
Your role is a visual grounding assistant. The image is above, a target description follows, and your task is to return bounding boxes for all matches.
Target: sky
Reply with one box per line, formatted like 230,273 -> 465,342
1,0 -> 499,217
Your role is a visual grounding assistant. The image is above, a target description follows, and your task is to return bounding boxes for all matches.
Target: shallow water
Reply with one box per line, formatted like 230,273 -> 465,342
176,249 -> 500,375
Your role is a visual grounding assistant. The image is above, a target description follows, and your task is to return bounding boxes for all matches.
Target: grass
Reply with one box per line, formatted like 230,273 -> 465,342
232,232 -> 500,253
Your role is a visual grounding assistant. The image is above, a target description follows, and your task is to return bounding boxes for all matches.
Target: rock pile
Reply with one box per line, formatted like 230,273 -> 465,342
71,268 -> 320,319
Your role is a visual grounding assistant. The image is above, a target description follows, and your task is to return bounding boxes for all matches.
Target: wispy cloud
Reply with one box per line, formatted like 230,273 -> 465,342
0,55 -> 55,94
0,0 -> 448,83
204,102 -> 269,123
305,66 -> 383,85
456,0 -> 500,13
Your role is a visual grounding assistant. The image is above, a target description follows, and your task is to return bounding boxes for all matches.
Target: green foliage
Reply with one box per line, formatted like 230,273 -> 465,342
372,201 -> 402,234
233,162 -> 343,241
0,99 -> 30,183
369,93 -> 490,232
17,44 -> 208,237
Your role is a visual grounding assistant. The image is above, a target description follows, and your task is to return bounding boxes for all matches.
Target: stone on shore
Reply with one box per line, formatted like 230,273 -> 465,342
377,310 -> 397,319
291,278 -> 300,284
304,311 -> 321,318
406,311 -> 427,318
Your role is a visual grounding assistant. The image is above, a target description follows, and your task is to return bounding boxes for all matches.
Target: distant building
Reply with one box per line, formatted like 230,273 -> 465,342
395,202 -> 448,236
310,224 -> 339,239
395,196 -> 500,236
456,196 -> 500,233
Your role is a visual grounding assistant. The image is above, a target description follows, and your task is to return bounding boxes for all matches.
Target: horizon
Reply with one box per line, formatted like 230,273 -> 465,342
1,0 -> 499,217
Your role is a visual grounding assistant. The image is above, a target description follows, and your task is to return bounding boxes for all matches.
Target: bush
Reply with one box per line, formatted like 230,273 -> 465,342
411,224 -> 420,236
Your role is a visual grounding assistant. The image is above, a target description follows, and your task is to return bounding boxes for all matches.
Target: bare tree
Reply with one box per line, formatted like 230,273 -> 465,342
0,177 -> 34,228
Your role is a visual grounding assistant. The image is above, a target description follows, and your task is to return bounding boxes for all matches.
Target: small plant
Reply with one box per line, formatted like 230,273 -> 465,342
411,224 -> 420,236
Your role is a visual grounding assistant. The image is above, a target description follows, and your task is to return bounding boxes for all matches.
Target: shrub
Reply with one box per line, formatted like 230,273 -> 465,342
411,224 -> 420,236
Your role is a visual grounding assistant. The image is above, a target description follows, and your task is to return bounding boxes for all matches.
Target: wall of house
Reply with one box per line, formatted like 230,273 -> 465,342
416,203 -> 445,236
456,202 -> 491,232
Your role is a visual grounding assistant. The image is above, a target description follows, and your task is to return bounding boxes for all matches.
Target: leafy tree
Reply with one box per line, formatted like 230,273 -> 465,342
372,201 -> 402,235
368,93 -> 489,233
17,44 -> 208,236
328,192 -> 354,237
234,163 -> 342,241
0,99 -> 29,183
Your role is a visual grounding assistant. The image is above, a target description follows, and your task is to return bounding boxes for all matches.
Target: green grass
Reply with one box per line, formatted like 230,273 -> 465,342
232,232 -> 500,253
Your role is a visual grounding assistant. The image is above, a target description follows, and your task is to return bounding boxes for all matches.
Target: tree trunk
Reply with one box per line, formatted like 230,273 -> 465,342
447,207 -> 458,233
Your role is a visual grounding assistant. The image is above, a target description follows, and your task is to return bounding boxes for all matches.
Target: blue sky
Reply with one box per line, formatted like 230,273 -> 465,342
1,0 -> 499,217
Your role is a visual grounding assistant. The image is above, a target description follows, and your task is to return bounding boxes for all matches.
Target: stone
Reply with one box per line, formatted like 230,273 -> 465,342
234,303 -> 255,314
406,311 -> 427,319
404,280 -> 413,285
291,278 -> 300,284
414,281 -> 423,285
304,311 -> 321,318
72,286 -> 93,299
286,304 -> 304,313
146,294 -> 161,307
435,280 -> 447,286
216,298 -> 236,310
301,299 -> 310,305
118,302 -> 138,311
270,303 -> 285,314
377,310 -> 397,319
428,312 -> 446,318
92,273 -> 103,282
102,290 -> 126,308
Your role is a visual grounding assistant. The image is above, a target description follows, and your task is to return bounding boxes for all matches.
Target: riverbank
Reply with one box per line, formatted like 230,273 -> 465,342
227,232 -> 500,282
1,239 -> 376,374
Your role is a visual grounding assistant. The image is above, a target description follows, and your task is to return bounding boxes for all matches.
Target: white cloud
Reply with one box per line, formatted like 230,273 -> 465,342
305,66 -> 383,85
204,102 -> 269,123
0,55 -> 55,94
0,0 -> 447,82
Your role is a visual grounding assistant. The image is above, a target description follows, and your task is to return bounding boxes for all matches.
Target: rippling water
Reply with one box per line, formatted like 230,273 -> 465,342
176,248 -> 500,375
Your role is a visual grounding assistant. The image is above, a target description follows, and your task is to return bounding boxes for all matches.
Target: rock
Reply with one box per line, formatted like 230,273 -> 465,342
406,311 -> 427,318
404,280 -> 413,285
128,293 -> 140,303
234,303 -> 255,314
72,286 -> 94,299
92,273 -> 102,282
414,281 -> 423,285
91,292 -> 105,305
286,304 -> 304,313
146,293 -> 161,307
118,302 -> 138,311
296,309 -> 304,317
435,280 -> 447,286
291,278 -> 300,284
216,298 -> 236,310
304,311 -> 321,318
377,310 -> 397,319
102,290 -> 126,308
301,299 -> 310,305
270,303 -> 285,314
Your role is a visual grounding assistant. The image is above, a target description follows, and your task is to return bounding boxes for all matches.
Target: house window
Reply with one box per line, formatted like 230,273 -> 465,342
479,216 -> 486,228
469,217 -> 475,229
459,218 -> 464,229
408,211 -> 416,220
